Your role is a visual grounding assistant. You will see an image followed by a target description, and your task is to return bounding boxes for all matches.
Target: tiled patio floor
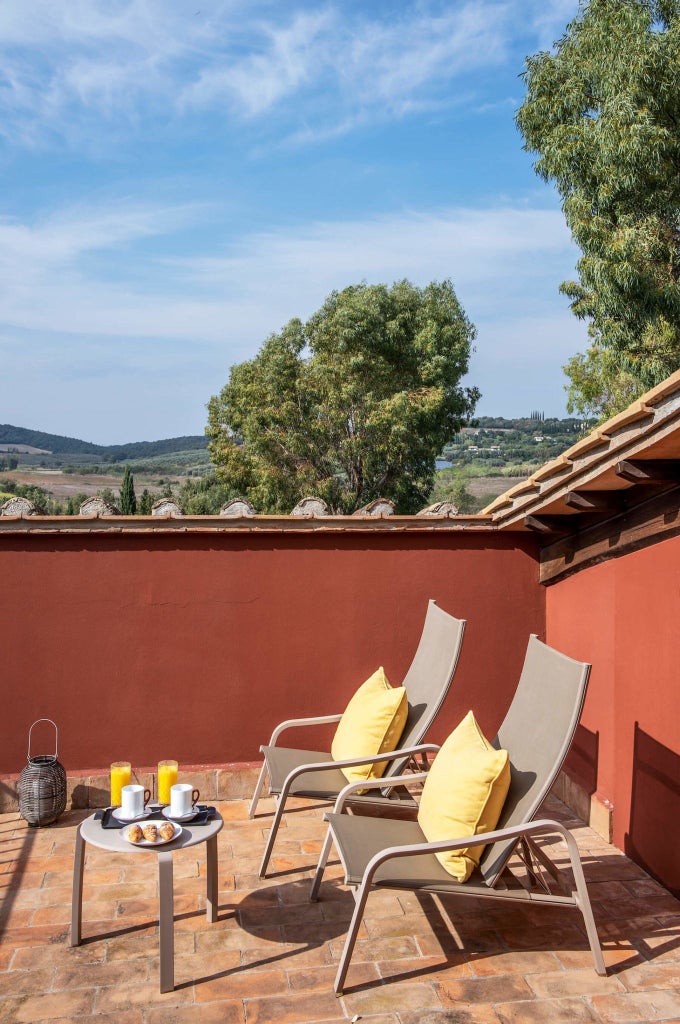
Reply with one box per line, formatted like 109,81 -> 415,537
1,794 -> 680,1024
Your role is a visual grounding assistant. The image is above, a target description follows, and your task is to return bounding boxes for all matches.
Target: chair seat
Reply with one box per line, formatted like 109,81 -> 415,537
262,746 -> 349,799
326,811 -> 465,890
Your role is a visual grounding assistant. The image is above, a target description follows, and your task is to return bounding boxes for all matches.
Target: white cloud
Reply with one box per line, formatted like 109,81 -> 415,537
0,0 -> 579,148
0,198 -> 578,339
0,197 -> 584,438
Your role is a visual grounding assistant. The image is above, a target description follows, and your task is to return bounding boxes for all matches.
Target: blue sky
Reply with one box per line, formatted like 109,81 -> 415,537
0,0 -> 584,445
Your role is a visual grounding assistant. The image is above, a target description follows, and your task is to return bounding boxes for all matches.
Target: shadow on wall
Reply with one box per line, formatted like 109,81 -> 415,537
563,723 -> 599,796
625,722 -> 680,898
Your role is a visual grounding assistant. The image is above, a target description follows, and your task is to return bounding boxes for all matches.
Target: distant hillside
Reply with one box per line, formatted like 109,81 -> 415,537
0,424 -> 208,458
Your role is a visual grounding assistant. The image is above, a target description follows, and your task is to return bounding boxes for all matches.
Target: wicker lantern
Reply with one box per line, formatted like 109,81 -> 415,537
18,719 -> 67,826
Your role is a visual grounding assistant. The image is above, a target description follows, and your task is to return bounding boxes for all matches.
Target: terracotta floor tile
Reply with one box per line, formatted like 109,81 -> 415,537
10,941 -> 106,971
194,966 -> 290,1002
400,1009 -> 500,1024
526,967 -> 625,999
242,942 -> 333,969
0,989 -> 95,1023
619,960 -> 680,992
438,974 -> 534,1005
287,961 -> 379,992
466,949 -> 561,977
93,980 -> 194,1013
147,1004 -> 245,1024
342,979 -> 443,1015
494,996 -> 598,1023
105,930 -> 195,961
244,990 -> 342,1023
328,935 -> 420,963
1,923 -> 70,948
53,958 -> 150,991
590,989 -> 680,1022
377,954 -> 472,983
0,966 -> 54,997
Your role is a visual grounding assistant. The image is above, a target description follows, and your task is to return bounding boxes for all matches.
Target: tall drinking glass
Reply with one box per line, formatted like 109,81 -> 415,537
157,760 -> 178,804
110,761 -> 131,807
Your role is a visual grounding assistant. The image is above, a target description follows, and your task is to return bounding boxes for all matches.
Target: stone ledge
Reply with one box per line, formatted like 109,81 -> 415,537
0,761 -> 260,814
552,770 -> 613,843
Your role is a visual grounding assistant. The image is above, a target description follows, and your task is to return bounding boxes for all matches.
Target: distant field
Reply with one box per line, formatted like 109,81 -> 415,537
5,469 -> 528,507
466,475 -> 525,500
7,469 -> 184,499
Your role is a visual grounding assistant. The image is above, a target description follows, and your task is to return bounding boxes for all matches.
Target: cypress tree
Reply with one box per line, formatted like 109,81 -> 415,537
120,465 -> 137,515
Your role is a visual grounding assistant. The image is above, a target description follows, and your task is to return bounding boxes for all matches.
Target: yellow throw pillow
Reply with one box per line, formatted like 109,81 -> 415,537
331,667 -> 408,785
417,710 -> 510,882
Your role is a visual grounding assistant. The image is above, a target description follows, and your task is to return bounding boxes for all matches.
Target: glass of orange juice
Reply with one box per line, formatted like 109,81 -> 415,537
110,761 -> 131,806
157,760 -> 178,804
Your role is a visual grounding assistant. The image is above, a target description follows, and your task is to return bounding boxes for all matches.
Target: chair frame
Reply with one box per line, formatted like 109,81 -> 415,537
249,600 -> 466,878
311,772 -> 606,995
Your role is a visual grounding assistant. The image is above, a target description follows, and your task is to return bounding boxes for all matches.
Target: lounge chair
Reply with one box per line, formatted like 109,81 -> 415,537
310,634 -> 606,995
250,600 -> 466,878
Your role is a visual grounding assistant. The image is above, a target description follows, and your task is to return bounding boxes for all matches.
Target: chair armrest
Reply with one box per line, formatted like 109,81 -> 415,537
330,770 -> 431,813
265,714 -> 343,747
282,744 -> 440,795
359,818 -> 577,884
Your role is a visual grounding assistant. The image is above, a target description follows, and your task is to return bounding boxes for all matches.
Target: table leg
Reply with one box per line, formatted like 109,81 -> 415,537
70,827 -> 85,947
206,834 -> 218,923
158,851 -> 175,993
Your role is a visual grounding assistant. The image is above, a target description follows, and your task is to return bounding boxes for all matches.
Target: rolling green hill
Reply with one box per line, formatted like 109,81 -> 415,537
0,424 -> 208,458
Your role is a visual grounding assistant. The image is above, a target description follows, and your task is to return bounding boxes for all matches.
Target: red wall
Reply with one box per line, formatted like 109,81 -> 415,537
0,530 -> 544,775
547,534 -> 680,896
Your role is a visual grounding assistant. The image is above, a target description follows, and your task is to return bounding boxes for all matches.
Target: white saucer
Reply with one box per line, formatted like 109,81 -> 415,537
162,806 -> 198,823
112,806 -> 149,823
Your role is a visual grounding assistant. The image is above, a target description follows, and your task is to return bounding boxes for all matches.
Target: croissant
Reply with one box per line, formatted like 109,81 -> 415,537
142,823 -> 158,843
126,824 -> 143,844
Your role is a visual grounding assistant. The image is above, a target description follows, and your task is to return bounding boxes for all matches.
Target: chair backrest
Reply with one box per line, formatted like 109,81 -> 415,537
479,634 -> 590,885
384,600 -> 466,778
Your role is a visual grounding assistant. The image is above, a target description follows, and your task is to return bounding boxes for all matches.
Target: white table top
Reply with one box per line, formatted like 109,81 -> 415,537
79,809 -> 223,853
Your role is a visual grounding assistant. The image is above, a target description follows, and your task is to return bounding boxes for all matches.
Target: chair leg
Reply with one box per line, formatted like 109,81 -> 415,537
334,878 -> 371,996
310,826 -> 334,902
564,831 -> 607,976
249,760 -> 269,819
258,793 -> 287,878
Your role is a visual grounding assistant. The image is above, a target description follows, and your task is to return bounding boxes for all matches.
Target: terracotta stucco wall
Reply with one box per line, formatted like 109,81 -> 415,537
0,531 -> 543,775
546,534 -> 680,895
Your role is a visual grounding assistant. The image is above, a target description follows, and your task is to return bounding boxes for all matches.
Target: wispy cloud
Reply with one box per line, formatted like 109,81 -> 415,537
0,0 -> 579,149
0,196 -> 584,437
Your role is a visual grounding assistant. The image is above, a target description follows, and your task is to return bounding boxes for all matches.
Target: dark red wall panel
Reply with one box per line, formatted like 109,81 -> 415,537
0,531 -> 543,774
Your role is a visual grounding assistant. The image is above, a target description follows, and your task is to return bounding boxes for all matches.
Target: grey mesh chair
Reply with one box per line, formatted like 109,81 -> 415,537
311,635 -> 606,995
250,600 -> 466,878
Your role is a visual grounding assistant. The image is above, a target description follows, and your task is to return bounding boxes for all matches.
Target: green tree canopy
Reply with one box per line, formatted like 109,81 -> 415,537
517,0 -> 680,419
207,280 -> 479,514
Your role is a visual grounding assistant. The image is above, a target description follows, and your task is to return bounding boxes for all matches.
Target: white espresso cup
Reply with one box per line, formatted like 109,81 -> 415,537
170,783 -> 200,818
121,784 -> 150,819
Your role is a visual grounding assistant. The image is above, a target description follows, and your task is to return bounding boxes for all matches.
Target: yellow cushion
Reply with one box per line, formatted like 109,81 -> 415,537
417,710 -> 510,882
331,667 -> 408,785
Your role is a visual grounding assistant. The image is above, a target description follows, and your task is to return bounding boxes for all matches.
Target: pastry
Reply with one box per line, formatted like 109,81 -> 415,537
142,823 -> 158,843
158,822 -> 175,842
126,824 -> 143,844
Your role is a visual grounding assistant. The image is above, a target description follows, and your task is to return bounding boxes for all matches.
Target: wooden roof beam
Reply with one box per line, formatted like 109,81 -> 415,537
564,490 -> 626,514
616,458 -> 680,484
523,514 -> 575,537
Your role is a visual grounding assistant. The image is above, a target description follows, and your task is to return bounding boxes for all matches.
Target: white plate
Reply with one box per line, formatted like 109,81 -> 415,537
112,806 -> 149,823
124,821 -> 182,846
162,806 -> 198,823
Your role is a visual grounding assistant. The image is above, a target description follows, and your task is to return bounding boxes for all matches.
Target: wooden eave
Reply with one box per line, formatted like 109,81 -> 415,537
483,375 -> 680,583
